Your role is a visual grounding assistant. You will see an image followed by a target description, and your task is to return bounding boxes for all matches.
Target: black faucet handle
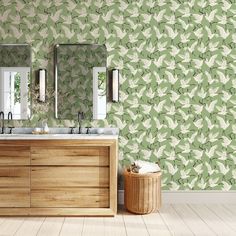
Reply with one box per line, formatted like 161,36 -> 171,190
85,127 -> 92,134
78,111 -> 85,120
69,127 -> 76,134
8,126 -> 15,134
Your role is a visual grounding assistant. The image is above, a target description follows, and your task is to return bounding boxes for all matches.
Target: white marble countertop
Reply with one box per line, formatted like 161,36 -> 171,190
0,134 -> 118,140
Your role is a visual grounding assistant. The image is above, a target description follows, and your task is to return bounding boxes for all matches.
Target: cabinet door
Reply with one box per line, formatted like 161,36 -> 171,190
31,146 -> 109,166
31,188 -> 109,208
0,146 -> 30,165
31,167 -> 109,208
0,167 -> 30,207
0,188 -> 30,207
0,167 -> 30,187
31,167 -> 109,188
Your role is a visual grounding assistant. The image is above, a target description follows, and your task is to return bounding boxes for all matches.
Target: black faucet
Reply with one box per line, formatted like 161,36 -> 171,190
0,111 -> 4,134
78,111 -> 84,134
7,112 -> 14,134
8,112 -> 13,120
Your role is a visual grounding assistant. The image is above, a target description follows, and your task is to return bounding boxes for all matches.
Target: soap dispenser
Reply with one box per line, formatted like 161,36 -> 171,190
43,122 -> 49,134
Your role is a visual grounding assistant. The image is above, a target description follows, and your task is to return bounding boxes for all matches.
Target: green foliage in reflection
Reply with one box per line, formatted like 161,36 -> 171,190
98,72 -> 106,96
14,72 -> 20,103
13,72 -> 30,104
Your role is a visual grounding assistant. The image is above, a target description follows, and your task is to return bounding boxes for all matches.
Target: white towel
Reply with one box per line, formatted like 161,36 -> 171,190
133,160 -> 160,174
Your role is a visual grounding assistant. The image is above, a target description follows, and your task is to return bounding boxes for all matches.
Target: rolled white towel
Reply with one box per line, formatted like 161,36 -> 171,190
134,160 -> 160,174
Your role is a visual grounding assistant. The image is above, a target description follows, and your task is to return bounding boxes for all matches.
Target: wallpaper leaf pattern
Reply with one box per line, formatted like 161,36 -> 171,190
0,45 -> 31,67
1,0 -> 236,190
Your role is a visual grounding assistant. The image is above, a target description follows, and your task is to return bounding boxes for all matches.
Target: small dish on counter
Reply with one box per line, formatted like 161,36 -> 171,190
32,128 -> 49,135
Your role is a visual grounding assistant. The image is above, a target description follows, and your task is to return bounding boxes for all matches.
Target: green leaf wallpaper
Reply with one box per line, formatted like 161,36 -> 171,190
0,45 -> 31,67
1,0 -> 236,190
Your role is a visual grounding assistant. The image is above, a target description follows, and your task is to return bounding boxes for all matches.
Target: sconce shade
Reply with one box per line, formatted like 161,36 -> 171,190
39,69 -> 46,102
112,69 -> 119,102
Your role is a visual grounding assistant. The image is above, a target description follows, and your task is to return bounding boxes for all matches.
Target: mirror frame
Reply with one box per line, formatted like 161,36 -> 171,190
54,43 -> 108,120
0,43 -> 32,120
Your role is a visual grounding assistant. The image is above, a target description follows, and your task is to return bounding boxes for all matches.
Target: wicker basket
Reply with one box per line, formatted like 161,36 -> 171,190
124,169 -> 162,214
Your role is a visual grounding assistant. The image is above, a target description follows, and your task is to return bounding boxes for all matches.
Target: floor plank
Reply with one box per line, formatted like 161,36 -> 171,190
190,204 -> 235,235
160,204 -> 194,236
0,217 -> 25,235
173,204 -> 215,236
60,217 -> 84,236
0,217 -> 6,226
207,204 -> 236,232
37,217 -> 64,236
82,217 -> 105,236
0,204 -> 234,236
15,217 -> 45,236
142,212 -> 172,236
104,215 -> 127,236
123,211 -> 149,236
224,204 -> 236,215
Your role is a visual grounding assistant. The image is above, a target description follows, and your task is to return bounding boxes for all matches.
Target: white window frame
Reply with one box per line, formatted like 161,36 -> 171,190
93,67 -> 107,120
0,67 -> 30,119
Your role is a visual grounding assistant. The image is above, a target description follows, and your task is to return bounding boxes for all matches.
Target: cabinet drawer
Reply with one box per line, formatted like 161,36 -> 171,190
31,147 -> 109,166
0,167 -> 30,187
31,167 -> 109,188
31,188 -> 109,208
0,146 -> 30,165
0,188 -> 30,207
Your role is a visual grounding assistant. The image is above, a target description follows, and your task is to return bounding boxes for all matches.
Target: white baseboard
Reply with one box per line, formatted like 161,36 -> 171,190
118,190 -> 236,205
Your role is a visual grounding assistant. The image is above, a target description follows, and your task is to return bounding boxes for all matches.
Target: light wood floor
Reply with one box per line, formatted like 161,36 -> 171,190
0,204 -> 235,236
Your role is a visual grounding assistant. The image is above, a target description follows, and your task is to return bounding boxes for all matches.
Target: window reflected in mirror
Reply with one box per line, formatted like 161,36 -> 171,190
0,44 -> 31,120
93,67 -> 106,119
0,67 -> 30,119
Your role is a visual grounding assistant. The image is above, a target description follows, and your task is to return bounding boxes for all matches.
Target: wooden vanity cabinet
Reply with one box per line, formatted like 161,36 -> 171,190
0,146 -> 30,208
0,139 -> 118,216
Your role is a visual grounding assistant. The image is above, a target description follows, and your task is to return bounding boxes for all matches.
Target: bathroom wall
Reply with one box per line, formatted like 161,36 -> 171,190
1,0 -> 236,190
0,45 -> 30,66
